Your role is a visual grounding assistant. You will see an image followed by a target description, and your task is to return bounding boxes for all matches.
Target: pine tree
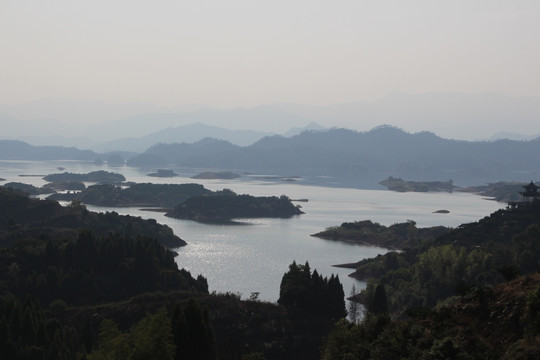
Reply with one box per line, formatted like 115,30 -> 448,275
369,283 -> 389,315
172,299 -> 215,360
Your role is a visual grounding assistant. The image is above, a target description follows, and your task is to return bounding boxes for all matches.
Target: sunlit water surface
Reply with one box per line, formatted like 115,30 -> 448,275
0,160 -> 505,302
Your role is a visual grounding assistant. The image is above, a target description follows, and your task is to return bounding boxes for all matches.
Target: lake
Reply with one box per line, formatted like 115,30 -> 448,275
0,160 -> 505,302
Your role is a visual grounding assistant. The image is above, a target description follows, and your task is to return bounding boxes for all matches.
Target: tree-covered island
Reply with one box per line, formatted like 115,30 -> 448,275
49,182 -> 214,208
45,181 -> 304,224
191,171 -> 241,179
166,193 -> 304,224
43,170 -> 126,184
380,176 -> 455,192
312,220 -> 450,250
147,169 -> 178,177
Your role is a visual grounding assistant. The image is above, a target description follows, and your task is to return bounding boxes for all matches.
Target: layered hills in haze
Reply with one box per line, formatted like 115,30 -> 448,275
2,125 -> 540,188
127,126 -> 540,187
2,92 -> 540,188
2,93 -> 540,147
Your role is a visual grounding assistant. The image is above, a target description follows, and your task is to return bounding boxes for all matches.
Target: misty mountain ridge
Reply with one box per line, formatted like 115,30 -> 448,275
76,105 -> 310,142
273,92 -> 540,141
85,122 -> 327,152
3,125 -> 540,188
0,139 -> 98,161
92,122 -> 274,152
283,122 -> 327,137
484,131 -> 540,142
2,115 -> 326,152
127,125 -> 540,187
2,92 -> 540,144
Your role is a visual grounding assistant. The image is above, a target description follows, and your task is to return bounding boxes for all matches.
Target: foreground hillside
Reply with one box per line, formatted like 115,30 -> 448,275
0,188 -> 344,359
323,273 -> 540,359
0,188 -> 185,247
1,185 -> 540,358
348,201 -> 540,316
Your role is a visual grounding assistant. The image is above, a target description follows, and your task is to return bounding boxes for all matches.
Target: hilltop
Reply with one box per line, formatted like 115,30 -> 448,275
0,188 -> 185,248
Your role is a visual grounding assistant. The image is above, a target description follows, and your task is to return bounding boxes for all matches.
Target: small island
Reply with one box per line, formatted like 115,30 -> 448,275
43,170 -> 126,184
49,182 -> 213,208
433,209 -> 450,214
312,220 -> 450,250
380,176 -> 455,192
166,194 -> 304,224
191,171 -> 241,180
147,169 -> 178,177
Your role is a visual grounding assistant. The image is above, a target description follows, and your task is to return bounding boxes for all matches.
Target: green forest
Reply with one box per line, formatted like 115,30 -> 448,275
0,188 -> 344,359
312,220 -> 450,250
166,194 -> 304,223
320,201 -> 540,359
1,186 -> 540,358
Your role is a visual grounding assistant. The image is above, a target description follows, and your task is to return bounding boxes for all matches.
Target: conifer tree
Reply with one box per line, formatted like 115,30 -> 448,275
172,299 -> 215,360
369,283 -> 389,315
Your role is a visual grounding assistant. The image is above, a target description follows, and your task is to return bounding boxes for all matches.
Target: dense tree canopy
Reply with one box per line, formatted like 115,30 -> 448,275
0,230 -> 208,305
167,194 -> 304,223
0,188 -> 185,247
278,261 -> 346,321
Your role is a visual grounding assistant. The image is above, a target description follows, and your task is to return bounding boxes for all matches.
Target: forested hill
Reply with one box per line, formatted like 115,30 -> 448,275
0,188 -> 185,247
127,126 -> 540,186
349,200 -> 540,316
166,194 -> 304,223
319,202 -> 540,358
0,187 -> 345,359
0,139 -> 98,160
322,273 -> 540,359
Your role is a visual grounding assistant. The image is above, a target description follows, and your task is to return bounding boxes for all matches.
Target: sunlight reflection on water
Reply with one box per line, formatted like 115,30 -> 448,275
1,160 -> 506,303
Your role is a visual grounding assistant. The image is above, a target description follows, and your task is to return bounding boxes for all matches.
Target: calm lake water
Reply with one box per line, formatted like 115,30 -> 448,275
0,160 -> 505,302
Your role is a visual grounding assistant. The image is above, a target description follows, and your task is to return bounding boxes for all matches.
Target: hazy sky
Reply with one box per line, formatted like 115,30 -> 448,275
1,0 -> 540,108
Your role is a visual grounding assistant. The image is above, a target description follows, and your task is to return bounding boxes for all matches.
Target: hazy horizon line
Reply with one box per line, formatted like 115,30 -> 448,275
3,90 -> 539,110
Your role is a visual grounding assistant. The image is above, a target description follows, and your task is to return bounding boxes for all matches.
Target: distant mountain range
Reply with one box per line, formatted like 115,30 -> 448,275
0,140 -> 98,161
92,122 -> 273,152
126,126 -> 540,188
2,93 -> 540,147
275,92 -> 540,141
2,126 -> 540,188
